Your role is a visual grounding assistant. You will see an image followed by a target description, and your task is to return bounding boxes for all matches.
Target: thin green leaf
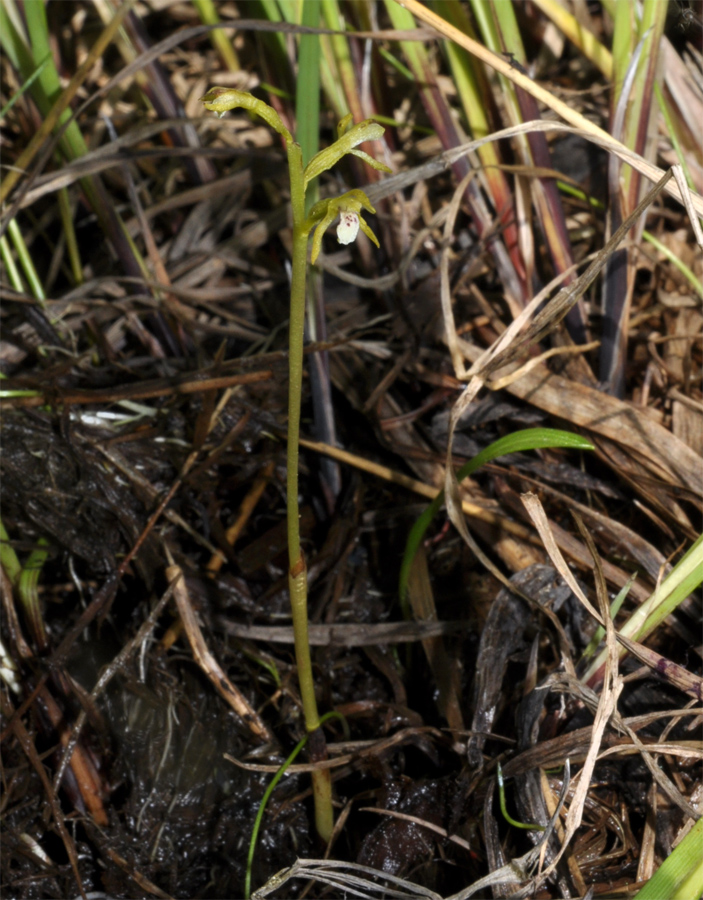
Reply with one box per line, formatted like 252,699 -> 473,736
296,0 -> 321,169
399,429 -> 594,603
580,574 -> 637,662
583,534 -> 703,685
17,538 -> 49,650
497,762 -> 544,831
0,517 -> 22,586
243,710 -> 344,899
193,0 -> 240,72
0,53 -> 50,119
244,734 -> 308,900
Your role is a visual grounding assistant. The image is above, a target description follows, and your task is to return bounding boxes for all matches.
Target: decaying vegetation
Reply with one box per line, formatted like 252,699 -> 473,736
1,2 -> 701,898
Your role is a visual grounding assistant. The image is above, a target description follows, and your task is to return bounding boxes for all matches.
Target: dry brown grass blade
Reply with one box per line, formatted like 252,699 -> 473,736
300,436 -> 652,600
298,437 -> 530,534
37,686 -> 108,827
13,122 -> 241,208
388,2 -> 526,308
615,723 -> 701,821
0,369 -> 273,410
519,494 -> 623,892
435,170 -> 683,601
252,858 -> 444,900
460,342 -> 701,499
396,0 -> 703,220
405,544 -> 465,732
615,636 -> 703,702
207,460 -> 275,575
531,489 -> 669,585
166,563 -> 272,743
0,691 -> 86,899
500,714 -> 699,779
440,171 -> 475,378
637,783 -> 658,886
0,0 -> 135,208
521,494 -> 603,627
218,618 -> 469,647
359,806 -> 472,852
101,846 -> 174,900
467,171 -> 675,382
226,726 -> 444,776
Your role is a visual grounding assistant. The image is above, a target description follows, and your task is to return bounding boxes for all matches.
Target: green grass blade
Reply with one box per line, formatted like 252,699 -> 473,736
0,0 -> 34,80
18,538 -> 50,651
473,0 -> 585,338
633,816 -> 703,900
244,733 -> 308,899
580,574 -> 636,662
57,188 -> 83,286
434,1 -> 523,287
0,518 -> 23,586
386,0 -> 525,307
0,52 -> 50,118
193,0 -> 240,71
497,762 -> 544,831
378,46 -> 414,81
0,0 -> 147,283
583,534 -> 703,685
320,0 -> 363,124
631,535 -> 703,644
296,0 -> 321,171
399,429 -> 595,603
22,0 -> 89,161
7,218 -> 46,306
0,233 -> 25,293
244,710 -> 344,898
529,0 -> 612,77
643,230 -> 703,299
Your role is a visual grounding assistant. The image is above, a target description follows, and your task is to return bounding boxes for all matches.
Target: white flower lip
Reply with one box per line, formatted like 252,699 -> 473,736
336,211 -> 360,245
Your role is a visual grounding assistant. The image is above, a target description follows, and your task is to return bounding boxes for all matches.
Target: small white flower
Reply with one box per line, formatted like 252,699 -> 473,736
307,190 -> 379,264
336,211 -> 360,245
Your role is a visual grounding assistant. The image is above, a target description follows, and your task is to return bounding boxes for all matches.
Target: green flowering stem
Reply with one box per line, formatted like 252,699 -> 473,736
202,88 -> 387,844
284,139 -> 336,843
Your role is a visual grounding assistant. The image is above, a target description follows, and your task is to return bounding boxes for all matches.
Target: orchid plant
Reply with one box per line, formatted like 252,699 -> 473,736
201,88 -> 390,841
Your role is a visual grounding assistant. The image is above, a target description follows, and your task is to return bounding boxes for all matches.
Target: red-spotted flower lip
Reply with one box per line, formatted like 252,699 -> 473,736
336,211 -> 360,245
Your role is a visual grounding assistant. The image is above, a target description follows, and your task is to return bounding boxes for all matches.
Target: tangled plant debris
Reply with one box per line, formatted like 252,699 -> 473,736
0,3 -> 701,899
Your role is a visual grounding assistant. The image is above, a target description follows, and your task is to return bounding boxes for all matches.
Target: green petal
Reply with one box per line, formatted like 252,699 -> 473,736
307,198 -> 331,224
348,148 -> 393,174
310,209 -> 337,264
